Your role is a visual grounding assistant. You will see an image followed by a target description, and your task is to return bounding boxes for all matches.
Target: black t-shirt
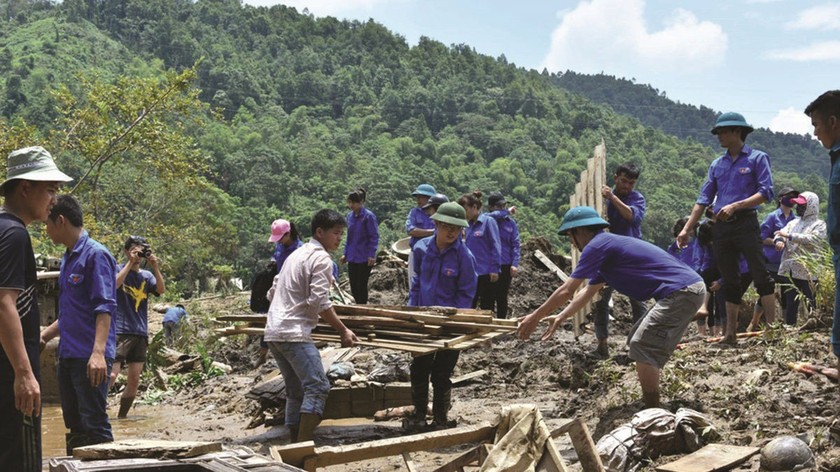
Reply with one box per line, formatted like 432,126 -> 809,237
0,211 -> 40,379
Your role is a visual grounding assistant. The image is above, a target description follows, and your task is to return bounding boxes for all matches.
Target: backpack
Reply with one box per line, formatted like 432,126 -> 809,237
250,263 -> 277,313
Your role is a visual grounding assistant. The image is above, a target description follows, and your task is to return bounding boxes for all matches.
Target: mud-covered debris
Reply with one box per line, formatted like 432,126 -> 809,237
760,436 -> 815,471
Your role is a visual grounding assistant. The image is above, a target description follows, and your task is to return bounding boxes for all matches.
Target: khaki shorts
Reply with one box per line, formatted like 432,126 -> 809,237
627,281 -> 706,369
115,334 -> 148,364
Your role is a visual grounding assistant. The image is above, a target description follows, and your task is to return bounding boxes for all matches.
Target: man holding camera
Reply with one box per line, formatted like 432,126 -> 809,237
108,235 -> 165,418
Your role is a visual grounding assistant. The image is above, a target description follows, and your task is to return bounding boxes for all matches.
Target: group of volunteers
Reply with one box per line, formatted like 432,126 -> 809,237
3,91 -> 840,468
257,185 -> 522,439
0,149 -> 170,469
519,91 -> 840,413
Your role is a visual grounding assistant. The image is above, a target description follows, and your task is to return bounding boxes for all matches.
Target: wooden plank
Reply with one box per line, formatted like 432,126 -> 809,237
334,305 -> 449,324
655,443 -> 760,472
444,332 -> 488,348
310,334 -> 435,354
451,369 -> 487,386
271,441 -> 316,468
402,452 -> 420,472
536,439 -> 570,472
216,314 -> 268,323
73,439 -> 222,460
533,250 -> 569,282
563,419 -> 603,472
431,445 -> 483,472
312,423 -> 496,468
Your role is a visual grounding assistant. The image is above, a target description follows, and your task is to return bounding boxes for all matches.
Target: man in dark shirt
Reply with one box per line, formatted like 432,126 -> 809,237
0,146 -> 72,471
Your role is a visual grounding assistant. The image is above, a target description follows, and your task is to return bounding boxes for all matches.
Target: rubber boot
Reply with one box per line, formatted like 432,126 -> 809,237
431,388 -> 456,430
287,424 -> 299,443
66,432 -> 83,456
297,413 -> 321,442
118,396 -> 135,419
595,339 -> 609,358
403,382 -> 429,432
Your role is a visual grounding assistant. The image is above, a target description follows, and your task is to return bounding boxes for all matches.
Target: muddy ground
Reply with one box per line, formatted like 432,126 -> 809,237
117,238 -> 840,471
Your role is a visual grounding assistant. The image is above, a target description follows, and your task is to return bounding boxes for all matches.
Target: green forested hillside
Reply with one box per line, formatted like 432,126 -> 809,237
554,71 -> 830,180
0,0 -> 820,289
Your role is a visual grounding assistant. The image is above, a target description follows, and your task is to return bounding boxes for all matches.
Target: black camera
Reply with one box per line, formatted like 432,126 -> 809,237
137,243 -> 152,258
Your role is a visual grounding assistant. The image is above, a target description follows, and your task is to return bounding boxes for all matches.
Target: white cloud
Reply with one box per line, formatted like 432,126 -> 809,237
540,0 -> 727,74
769,107 -> 813,135
765,41 -> 840,61
786,3 -> 840,30
242,0 -> 395,16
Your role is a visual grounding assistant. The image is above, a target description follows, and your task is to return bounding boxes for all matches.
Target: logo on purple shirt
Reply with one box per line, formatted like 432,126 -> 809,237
69,274 -> 84,285
443,267 -> 456,277
474,231 -> 483,237
738,167 -> 752,174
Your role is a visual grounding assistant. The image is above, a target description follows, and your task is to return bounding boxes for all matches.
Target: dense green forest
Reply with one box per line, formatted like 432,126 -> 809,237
0,0 -> 826,292
555,72 -> 830,179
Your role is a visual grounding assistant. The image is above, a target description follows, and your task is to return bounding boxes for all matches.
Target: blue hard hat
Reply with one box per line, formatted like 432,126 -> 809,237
411,184 -> 436,197
557,206 -> 609,235
711,112 -> 754,135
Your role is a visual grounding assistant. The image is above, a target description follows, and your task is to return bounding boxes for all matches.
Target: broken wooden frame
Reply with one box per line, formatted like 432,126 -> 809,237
215,304 -> 517,356
567,140 -> 607,336
269,416 -> 604,472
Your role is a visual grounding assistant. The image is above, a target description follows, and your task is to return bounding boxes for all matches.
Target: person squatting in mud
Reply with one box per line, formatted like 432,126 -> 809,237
263,209 -> 359,443
517,206 -> 705,408
405,202 -> 477,431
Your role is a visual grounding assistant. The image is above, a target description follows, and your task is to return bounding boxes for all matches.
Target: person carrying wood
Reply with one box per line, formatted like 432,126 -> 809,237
264,209 -> 359,443
405,202 -> 477,431
517,206 -> 705,408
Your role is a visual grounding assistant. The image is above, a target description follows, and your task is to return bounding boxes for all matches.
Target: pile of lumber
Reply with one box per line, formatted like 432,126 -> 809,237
214,304 -> 517,355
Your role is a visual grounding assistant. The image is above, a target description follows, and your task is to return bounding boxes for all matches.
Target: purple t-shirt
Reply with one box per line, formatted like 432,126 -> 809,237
606,190 -> 646,238
572,232 -> 701,301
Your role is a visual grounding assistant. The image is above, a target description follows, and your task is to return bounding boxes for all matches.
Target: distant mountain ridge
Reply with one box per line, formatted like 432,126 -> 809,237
553,71 -> 829,179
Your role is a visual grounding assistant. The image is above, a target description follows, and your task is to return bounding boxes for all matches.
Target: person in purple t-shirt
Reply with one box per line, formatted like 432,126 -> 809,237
518,207 -> 705,408
677,112 -> 776,345
109,235 -> 165,418
340,187 -> 380,304
594,163 -> 648,357
40,195 -> 117,454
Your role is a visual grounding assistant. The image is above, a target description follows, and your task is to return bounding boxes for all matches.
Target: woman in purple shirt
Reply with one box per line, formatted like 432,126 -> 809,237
340,188 -> 379,304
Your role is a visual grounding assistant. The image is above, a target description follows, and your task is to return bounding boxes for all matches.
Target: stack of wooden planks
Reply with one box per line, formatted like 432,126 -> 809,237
214,304 -> 517,355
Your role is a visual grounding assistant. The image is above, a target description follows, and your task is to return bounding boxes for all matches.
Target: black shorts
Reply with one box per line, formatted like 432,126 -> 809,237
115,335 -> 148,363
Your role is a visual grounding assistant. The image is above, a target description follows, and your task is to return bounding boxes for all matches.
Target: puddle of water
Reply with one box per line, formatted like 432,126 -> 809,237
41,403 -> 175,459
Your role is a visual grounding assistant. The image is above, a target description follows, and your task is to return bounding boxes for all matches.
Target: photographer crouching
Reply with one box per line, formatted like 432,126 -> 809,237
108,236 -> 165,418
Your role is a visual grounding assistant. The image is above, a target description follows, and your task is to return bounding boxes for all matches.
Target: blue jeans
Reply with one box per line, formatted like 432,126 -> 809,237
593,286 -> 648,340
267,342 -> 330,426
58,358 -> 113,443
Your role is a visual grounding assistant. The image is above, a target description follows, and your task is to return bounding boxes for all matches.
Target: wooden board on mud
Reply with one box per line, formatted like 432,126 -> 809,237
73,439 -> 222,460
655,443 -> 760,472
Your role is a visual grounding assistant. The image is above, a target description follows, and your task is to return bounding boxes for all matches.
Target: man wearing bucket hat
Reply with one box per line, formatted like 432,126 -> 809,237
0,146 -> 72,471
518,207 -> 705,408
677,112 -> 777,345
406,202 -> 477,431
405,183 -> 437,289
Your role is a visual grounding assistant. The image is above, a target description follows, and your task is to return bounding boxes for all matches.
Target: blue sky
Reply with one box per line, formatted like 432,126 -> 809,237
242,0 -> 839,136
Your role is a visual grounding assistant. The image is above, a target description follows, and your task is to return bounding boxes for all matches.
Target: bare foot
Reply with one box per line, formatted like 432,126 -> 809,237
746,323 -> 757,333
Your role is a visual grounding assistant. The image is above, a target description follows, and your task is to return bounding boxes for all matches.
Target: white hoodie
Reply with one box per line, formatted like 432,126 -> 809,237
778,191 -> 827,281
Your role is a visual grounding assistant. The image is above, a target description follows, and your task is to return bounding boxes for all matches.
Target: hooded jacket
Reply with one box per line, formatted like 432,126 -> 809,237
778,191 -> 827,281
